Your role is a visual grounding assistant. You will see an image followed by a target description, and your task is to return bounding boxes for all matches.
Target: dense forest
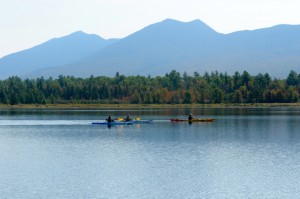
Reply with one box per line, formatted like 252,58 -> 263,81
0,70 -> 300,105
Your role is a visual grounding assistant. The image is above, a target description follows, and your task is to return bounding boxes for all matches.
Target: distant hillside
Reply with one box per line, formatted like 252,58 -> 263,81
3,19 -> 300,79
29,19 -> 300,78
0,31 -> 118,79
29,19 -> 224,78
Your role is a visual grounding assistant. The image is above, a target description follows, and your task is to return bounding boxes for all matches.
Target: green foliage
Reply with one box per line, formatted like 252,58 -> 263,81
287,70 -> 299,86
0,70 -> 299,105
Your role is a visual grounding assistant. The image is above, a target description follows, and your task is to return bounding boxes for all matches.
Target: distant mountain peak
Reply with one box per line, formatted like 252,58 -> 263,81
157,18 -> 217,34
187,19 -> 217,33
188,19 -> 211,26
70,30 -> 85,34
60,31 -> 104,40
159,18 -> 209,26
43,31 -> 105,43
128,18 -> 218,39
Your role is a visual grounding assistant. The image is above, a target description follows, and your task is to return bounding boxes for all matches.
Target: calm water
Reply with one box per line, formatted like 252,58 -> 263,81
1,107 -> 300,198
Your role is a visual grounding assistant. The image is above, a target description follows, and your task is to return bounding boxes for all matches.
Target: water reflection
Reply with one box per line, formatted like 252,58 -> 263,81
1,107 -> 300,198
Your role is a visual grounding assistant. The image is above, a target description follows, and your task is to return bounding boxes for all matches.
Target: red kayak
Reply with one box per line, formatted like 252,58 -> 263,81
170,118 -> 215,122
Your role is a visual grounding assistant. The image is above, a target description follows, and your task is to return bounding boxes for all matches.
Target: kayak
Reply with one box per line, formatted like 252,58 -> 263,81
92,119 -> 153,125
92,121 -> 132,125
130,119 -> 153,124
170,118 -> 215,122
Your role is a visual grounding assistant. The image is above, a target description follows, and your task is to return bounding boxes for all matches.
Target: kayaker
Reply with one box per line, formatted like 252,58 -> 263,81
106,115 -> 114,123
188,114 -> 193,120
125,114 -> 132,121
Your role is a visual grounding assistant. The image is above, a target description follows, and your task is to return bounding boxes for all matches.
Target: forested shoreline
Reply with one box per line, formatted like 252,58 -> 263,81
0,70 -> 300,105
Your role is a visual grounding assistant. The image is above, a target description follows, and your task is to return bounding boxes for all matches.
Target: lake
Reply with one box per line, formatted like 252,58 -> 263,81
1,107 -> 300,198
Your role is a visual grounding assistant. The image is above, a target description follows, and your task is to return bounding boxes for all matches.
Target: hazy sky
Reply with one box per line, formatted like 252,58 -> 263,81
1,0 -> 300,58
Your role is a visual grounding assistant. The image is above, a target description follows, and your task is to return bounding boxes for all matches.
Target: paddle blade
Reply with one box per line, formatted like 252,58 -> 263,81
135,118 -> 141,120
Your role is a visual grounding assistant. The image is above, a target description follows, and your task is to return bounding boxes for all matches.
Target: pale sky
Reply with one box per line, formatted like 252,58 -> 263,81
1,0 -> 300,58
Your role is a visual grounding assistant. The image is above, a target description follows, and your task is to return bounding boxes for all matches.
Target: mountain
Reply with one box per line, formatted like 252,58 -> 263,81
3,19 -> 300,79
30,19 -> 225,78
0,31 -> 118,79
215,24 -> 300,75
29,19 -> 300,78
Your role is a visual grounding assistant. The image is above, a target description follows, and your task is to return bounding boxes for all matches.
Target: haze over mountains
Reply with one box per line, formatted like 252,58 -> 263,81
1,19 -> 300,79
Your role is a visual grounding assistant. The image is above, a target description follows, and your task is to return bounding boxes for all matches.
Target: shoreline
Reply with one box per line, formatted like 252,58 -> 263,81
1,103 -> 300,109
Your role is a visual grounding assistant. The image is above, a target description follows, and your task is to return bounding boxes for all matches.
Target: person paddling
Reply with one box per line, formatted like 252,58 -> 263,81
124,114 -> 132,121
106,115 -> 114,123
188,114 -> 193,121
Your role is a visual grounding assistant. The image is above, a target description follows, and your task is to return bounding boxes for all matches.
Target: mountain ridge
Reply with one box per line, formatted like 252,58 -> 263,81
38,19 -> 298,78
1,19 -> 300,79
0,31 -> 119,79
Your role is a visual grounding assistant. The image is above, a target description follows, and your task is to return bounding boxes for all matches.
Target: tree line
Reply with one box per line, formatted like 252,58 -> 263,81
0,70 -> 300,105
